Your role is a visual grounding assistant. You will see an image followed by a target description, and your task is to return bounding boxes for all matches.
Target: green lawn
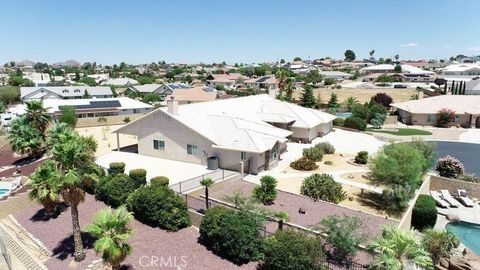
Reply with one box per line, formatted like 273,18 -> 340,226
366,127 -> 433,136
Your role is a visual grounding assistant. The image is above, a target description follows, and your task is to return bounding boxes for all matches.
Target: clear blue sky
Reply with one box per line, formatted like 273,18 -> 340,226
2,0 -> 479,65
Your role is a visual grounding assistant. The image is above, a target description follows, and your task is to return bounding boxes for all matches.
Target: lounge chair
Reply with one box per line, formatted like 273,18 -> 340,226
457,190 -> 474,207
430,191 -> 449,208
440,190 -> 461,208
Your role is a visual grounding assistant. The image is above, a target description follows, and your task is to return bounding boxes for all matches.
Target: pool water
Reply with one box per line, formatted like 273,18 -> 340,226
445,221 -> 480,255
0,188 -> 10,196
335,112 -> 352,119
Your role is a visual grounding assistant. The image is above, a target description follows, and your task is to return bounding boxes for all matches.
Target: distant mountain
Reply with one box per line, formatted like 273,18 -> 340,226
52,59 -> 81,67
4,59 -> 36,67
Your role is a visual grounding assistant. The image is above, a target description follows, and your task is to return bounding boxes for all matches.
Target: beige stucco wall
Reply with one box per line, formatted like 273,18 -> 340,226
430,175 -> 480,199
398,110 -> 472,127
398,175 -> 431,231
291,122 -> 332,142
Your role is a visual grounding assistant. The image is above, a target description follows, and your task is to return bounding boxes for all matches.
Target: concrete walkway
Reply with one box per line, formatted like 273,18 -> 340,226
437,203 -> 480,224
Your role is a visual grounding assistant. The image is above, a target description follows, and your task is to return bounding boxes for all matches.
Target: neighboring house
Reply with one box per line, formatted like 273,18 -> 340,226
127,84 -> 164,95
244,76 -> 278,90
360,64 -> 435,82
466,79 -> 480,95
166,86 -> 218,104
21,86 -> 114,101
157,83 -> 189,96
87,74 -> 110,84
113,94 -> 335,174
319,70 -> 352,81
101,77 -> 139,86
391,95 -> 480,128
441,63 -> 480,76
23,72 -> 51,86
205,73 -> 245,90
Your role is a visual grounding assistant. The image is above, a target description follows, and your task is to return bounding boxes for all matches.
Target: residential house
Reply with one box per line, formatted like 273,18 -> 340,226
166,86 -> 219,104
23,72 -> 51,86
101,77 -> 139,86
391,95 -> 480,128
319,70 -> 352,81
205,73 -> 245,90
20,86 -> 113,101
360,64 -> 435,82
441,63 -> 480,76
244,76 -> 278,90
466,78 -> 480,95
113,94 -> 335,174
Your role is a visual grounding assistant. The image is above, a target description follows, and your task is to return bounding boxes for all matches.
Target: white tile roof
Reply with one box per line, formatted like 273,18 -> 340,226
442,63 -> 480,73
21,86 -> 113,99
391,95 -> 480,115
360,64 -> 434,75
466,79 -> 480,91
129,84 -> 163,93
115,95 -> 335,153
101,77 -> 139,86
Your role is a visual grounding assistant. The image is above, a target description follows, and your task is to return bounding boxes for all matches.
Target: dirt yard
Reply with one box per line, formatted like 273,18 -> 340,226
75,124 -> 137,156
281,153 -> 358,174
293,88 -> 417,104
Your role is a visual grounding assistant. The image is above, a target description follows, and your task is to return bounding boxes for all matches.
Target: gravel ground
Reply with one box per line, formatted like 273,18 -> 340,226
14,194 -> 257,270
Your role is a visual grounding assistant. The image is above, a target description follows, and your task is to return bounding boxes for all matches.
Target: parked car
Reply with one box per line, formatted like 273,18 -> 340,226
394,84 -> 407,88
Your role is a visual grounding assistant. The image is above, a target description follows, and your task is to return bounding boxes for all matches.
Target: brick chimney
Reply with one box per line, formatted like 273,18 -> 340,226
167,96 -> 178,115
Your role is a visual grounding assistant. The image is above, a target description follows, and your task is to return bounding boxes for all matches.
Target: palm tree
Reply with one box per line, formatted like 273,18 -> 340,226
85,206 -> 133,270
46,122 -> 72,150
275,69 -> 288,95
28,160 -> 61,216
395,54 -> 400,64
8,116 -> 43,158
284,79 -> 295,101
368,226 -> 433,270
369,50 -> 375,60
24,100 -> 52,141
200,177 -> 214,209
343,97 -> 359,112
51,129 -> 98,262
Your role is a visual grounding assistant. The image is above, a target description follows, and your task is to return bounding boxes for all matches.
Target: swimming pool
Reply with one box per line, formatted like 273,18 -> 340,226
0,188 -> 10,196
445,221 -> 480,255
335,112 -> 352,119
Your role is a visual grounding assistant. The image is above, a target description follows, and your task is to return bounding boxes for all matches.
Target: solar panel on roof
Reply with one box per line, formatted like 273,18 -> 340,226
256,76 -> 270,83
58,100 -> 121,111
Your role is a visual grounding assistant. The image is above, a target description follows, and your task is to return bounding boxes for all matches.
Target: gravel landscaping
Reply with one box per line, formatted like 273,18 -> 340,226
14,194 -> 257,270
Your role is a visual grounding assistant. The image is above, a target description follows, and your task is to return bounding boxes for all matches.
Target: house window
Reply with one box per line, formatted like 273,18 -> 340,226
454,115 -> 461,123
241,152 -> 247,161
153,140 -> 165,150
270,147 -> 278,162
427,114 -> 436,123
187,144 -> 197,155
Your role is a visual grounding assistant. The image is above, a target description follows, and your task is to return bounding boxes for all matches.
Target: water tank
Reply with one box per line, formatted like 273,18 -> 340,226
207,156 -> 219,170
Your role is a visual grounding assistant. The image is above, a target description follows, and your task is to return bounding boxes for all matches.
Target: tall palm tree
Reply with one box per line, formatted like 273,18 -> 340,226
275,69 -> 288,94
368,226 -> 433,270
200,177 -> 214,209
85,206 -> 133,270
24,100 -> 52,141
8,116 -> 43,158
51,129 -> 97,262
284,79 -> 295,101
344,97 -> 359,112
28,160 -> 62,216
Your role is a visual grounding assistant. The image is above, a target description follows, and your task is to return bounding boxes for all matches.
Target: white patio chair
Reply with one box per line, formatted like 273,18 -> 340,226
440,190 -> 461,208
429,191 -> 449,208
457,189 -> 474,207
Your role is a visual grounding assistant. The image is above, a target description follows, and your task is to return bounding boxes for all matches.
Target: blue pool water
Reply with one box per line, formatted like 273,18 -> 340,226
445,221 -> 480,255
335,112 -> 352,119
0,188 -> 10,196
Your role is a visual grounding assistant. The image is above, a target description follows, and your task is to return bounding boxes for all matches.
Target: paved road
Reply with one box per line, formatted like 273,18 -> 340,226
434,141 -> 480,175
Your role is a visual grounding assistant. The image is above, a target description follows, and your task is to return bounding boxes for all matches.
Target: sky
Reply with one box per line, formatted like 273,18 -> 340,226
1,0 -> 480,65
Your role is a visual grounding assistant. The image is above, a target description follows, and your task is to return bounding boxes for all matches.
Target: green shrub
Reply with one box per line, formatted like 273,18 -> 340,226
290,157 -> 318,171
129,169 -> 147,186
260,229 -> 325,270
458,174 -> 480,183
406,140 -> 436,173
127,185 -> 191,231
412,195 -> 438,231
150,176 -> 170,186
301,173 -> 346,203
324,161 -> 333,165
333,118 -> 345,126
95,173 -> 138,207
354,151 -> 368,164
81,164 -> 106,194
199,206 -> 264,264
108,162 -> 125,175
344,116 -> 367,131
351,104 -> 369,120
252,175 -> 277,205
302,147 -> 324,161
314,142 -> 335,154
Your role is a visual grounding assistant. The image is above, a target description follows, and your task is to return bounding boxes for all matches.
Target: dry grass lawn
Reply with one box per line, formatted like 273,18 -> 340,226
282,153 -> 358,174
293,88 -> 417,104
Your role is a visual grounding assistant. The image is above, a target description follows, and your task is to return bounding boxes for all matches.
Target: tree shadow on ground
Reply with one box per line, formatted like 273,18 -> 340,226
355,191 -> 403,219
51,232 -> 96,261
29,202 -> 69,222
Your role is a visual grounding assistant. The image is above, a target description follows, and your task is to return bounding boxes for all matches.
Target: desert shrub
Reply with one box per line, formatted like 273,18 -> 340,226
150,176 -> 170,186
123,117 -> 130,123
324,161 -> 333,165
371,93 -> 393,108
260,229 -> 325,270
458,174 -> 480,183
81,164 -> 106,194
252,175 -> 278,205
314,215 -> 367,260
290,157 -> 318,171
129,168 -> 147,186
95,173 -> 137,207
108,162 -> 125,175
422,229 -> 460,264
381,185 -> 411,212
354,151 -> 368,164
199,206 -> 264,264
436,108 -> 455,127
351,104 -> 370,120
300,173 -> 346,203
126,185 -> 191,231
314,142 -> 335,154
333,118 -> 345,126
406,140 -> 436,173
370,113 -> 386,129
411,195 -> 438,231
436,155 -> 464,179
302,147 -> 324,161
344,116 -> 367,131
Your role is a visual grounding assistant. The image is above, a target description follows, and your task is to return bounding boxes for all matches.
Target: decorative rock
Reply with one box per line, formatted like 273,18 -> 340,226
447,215 -> 461,223
439,258 -> 449,268
298,207 -> 306,214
